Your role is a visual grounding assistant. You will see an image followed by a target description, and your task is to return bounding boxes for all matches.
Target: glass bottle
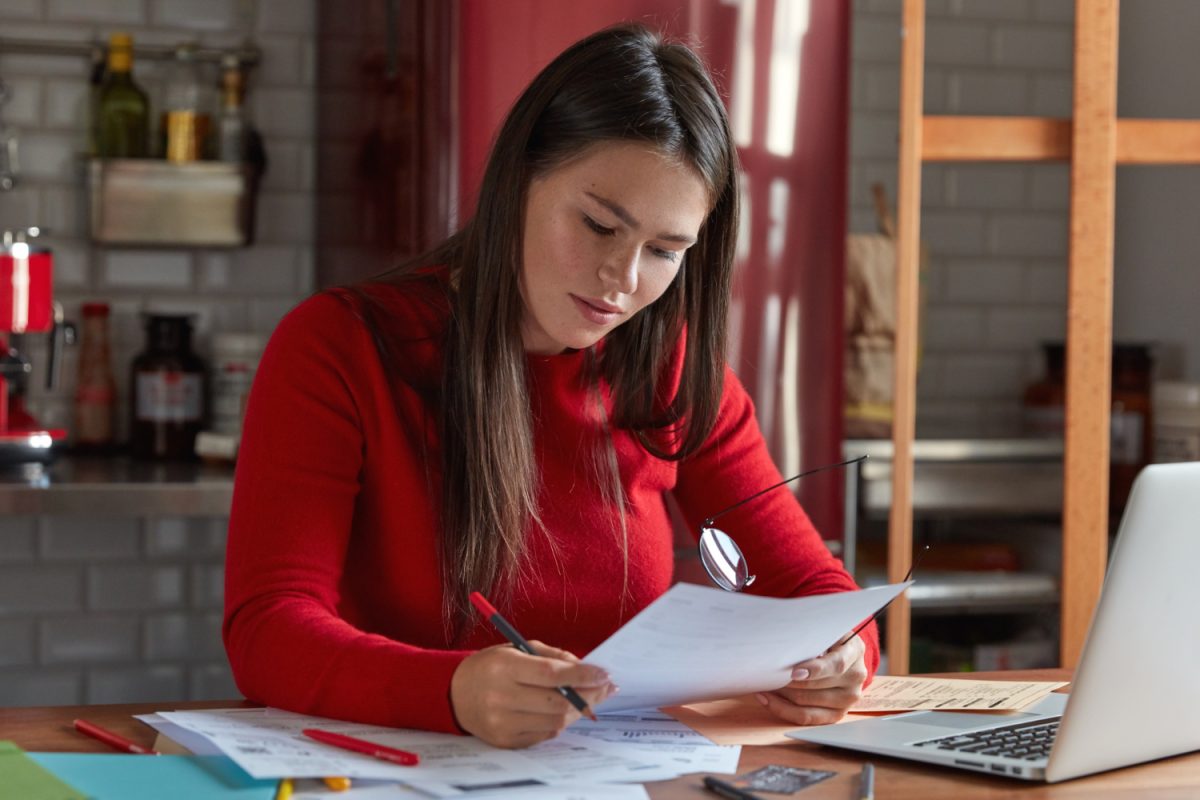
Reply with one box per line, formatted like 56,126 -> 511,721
1109,344 -> 1153,512
129,314 -> 209,460
96,32 -> 150,158
215,55 -> 248,163
160,44 -> 212,162
72,302 -> 117,453
1022,343 -> 1066,436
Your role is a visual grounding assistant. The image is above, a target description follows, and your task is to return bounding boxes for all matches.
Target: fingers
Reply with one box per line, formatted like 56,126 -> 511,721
757,689 -> 852,726
523,641 -> 611,690
791,635 -> 866,685
449,643 -> 617,749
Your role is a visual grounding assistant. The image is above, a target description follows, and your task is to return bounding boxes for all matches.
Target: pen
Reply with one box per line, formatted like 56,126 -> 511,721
858,762 -> 875,800
274,778 -> 293,800
702,775 -> 765,800
302,728 -> 420,766
72,718 -> 159,755
469,590 -> 598,722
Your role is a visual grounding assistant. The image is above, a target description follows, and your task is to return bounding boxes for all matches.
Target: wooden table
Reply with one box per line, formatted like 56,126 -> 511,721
3,670 -> 1198,799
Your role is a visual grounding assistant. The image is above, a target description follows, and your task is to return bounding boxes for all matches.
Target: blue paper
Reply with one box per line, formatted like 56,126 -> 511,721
29,753 -> 278,800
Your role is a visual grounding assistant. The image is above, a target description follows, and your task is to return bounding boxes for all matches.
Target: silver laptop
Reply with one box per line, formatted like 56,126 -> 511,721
788,461 -> 1200,782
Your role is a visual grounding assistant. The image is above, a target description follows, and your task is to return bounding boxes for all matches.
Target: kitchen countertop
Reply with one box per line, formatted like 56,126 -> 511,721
0,455 -> 235,515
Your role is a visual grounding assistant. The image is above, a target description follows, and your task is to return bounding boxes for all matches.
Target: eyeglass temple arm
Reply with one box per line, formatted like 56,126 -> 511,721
701,455 -> 869,527
836,544 -> 929,647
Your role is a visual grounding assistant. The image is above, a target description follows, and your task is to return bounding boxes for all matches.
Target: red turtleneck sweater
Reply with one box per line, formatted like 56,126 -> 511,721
223,275 -> 878,733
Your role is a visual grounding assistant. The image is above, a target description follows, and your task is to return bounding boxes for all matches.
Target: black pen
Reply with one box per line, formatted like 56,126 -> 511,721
469,591 -> 597,721
703,776 -> 765,800
858,762 -> 875,800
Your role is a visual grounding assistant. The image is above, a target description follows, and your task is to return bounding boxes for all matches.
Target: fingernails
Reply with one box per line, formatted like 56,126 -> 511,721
791,667 -> 810,680
587,668 -> 611,684
756,693 -> 768,706
605,683 -> 621,699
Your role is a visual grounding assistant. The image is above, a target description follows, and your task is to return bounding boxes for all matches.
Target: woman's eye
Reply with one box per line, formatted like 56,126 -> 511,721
583,216 -> 615,236
650,247 -> 679,263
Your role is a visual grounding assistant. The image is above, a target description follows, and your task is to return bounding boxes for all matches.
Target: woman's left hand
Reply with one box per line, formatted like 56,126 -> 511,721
757,634 -> 868,726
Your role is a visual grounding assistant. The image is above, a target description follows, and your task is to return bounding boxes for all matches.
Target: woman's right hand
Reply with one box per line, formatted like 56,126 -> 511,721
450,641 -> 616,748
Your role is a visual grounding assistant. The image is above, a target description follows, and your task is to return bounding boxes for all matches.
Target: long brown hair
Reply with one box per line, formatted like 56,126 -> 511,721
370,24 -> 739,630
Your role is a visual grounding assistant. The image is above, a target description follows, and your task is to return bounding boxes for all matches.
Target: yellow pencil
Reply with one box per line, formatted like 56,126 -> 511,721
323,776 -> 353,791
274,778 -> 293,800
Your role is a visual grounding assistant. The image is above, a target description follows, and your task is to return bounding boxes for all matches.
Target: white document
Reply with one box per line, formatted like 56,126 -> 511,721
585,581 -> 910,713
291,783 -> 651,800
567,709 -> 740,777
156,708 -> 656,795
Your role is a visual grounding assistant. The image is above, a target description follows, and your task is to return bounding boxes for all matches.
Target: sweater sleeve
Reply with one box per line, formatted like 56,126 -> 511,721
222,292 -> 470,732
671,366 -> 881,680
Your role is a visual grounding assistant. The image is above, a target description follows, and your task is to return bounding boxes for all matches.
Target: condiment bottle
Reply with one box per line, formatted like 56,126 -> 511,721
129,314 -> 208,460
160,44 -> 212,162
72,302 -> 117,453
215,55 -> 248,163
96,32 -> 150,158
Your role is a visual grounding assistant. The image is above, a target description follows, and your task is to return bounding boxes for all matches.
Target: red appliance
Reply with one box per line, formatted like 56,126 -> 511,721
0,228 -> 67,465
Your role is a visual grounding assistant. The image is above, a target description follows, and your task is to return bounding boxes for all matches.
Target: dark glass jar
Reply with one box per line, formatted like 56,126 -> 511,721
1109,343 -> 1153,512
129,314 -> 208,460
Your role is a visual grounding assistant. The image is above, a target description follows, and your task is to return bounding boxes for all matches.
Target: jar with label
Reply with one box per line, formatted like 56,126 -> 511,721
211,332 -> 264,435
1153,381 -> 1200,463
72,302 -> 116,452
129,314 -> 208,460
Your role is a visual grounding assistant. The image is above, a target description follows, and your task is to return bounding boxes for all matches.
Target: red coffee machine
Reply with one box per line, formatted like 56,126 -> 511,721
1,228 -> 68,465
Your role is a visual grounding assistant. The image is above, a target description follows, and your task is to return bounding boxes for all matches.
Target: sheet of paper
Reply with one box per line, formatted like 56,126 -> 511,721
154,708 -> 657,796
290,783 -> 651,800
664,695 -> 874,746
848,675 -> 1069,712
567,709 -> 741,777
585,581 -> 910,713
26,753 -> 275,800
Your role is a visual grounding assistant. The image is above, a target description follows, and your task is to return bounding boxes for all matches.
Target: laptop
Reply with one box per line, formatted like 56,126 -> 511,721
788,461 -> 1200,782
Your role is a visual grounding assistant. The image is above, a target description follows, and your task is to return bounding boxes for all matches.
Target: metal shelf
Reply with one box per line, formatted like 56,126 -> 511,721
862,570 -> 1059,614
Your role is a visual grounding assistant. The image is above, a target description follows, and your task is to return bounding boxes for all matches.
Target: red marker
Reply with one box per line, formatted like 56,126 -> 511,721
73,718 -> 159,755
469,591 -> 598,722
302,728 -> 419,767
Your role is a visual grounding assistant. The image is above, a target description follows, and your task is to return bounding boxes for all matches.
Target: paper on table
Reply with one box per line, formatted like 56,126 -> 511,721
154,708 -> 658,795
585,581 -> 910,713
567,709 -> 741,776
289,783 -> 651,800
664,696 -> 875,747
849,675 -> 1070,712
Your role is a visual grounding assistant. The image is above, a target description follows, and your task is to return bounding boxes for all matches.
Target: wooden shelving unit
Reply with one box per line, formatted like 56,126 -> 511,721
888,0 -> 1200,672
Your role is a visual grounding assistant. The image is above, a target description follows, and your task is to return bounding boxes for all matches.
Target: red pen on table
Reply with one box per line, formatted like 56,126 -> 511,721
73,718 -> 159,755
469,591 -> 598,722
302,728 -> 420,767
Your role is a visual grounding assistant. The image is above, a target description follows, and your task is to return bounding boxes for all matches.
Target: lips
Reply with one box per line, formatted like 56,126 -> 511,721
571,294 -> 624,325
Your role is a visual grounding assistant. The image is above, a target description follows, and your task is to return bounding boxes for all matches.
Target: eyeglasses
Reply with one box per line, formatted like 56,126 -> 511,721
697,455 -> 869,592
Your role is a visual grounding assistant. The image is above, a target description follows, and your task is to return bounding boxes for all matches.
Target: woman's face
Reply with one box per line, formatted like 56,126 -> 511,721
519,141 -> 711,355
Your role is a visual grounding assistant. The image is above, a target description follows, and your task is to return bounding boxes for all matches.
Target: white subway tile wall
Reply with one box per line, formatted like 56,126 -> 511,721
0,0 -> 314,706
849,0 -> 1074,435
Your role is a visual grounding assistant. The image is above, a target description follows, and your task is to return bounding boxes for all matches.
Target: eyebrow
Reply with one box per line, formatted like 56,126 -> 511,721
585,191 -> 698,245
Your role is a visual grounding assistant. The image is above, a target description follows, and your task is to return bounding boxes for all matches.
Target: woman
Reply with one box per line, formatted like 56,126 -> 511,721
223,23 -> 877,750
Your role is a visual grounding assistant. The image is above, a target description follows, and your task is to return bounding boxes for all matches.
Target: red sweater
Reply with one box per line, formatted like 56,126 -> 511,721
223,274 -> 878,733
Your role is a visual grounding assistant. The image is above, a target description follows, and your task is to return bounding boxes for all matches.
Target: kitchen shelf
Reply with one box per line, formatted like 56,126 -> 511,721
862,569 -> 1059,615
0,455 -> 234,516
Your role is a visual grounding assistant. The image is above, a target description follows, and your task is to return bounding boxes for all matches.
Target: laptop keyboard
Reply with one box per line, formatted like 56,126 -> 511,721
912,717 -> 1061,762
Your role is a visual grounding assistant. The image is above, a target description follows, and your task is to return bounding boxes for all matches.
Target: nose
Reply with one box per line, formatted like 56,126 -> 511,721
599,245 -> 639,295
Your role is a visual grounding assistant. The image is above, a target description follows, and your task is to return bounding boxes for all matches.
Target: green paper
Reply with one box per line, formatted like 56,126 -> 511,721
0,741 -> 87,800
28,753 -> 277,800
